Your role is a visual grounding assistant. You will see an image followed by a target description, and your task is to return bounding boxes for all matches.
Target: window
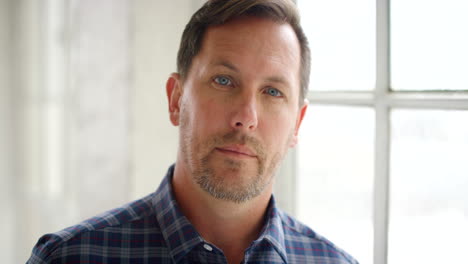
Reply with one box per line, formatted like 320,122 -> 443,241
297,106 -> 374,263
295,0 -> 468,264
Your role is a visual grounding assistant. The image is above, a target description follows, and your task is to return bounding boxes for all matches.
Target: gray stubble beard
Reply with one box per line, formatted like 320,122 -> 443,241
179,109 -> 286,203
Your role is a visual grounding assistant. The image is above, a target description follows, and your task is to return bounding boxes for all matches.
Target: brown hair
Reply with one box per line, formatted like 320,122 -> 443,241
176,0 -> 311,102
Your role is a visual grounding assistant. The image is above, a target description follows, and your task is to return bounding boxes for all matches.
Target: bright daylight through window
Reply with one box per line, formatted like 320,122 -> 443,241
296,0 -> 468,264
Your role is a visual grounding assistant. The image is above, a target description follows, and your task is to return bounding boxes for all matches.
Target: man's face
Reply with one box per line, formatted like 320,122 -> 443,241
168,17 -> 307,203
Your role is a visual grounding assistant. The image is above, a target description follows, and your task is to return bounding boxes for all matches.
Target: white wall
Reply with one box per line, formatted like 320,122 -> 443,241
10,0 -> 45,261
67,0 -> 132,220
131,0 -> 203,198
0,0 -> 14,262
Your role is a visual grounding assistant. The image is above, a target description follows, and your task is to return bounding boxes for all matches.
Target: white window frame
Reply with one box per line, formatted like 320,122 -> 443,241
280,0 -> 468,264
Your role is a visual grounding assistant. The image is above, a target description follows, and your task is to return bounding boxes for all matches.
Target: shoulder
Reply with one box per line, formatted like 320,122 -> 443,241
28,193 -> 164,263
278,210 -> 359,264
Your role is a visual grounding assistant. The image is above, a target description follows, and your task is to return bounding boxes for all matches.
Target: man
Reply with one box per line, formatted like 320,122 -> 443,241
29,0 -> 358,263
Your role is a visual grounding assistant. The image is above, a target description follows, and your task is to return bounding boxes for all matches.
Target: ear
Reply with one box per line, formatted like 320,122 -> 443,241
289,99 -> 308,148
166,73 -> 183,126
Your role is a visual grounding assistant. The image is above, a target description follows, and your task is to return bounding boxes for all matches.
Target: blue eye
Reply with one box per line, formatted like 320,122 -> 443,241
214,76 -> 232,86
265,87 -> 282,97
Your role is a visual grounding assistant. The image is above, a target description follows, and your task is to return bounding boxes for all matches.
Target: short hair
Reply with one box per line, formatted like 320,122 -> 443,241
176,0 -> 311,102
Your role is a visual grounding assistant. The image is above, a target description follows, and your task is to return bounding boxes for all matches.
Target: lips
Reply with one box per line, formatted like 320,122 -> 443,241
215,144 -> 257,158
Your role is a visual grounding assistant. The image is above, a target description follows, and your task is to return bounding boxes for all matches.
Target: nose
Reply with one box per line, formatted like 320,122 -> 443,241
230,94 -> 258,131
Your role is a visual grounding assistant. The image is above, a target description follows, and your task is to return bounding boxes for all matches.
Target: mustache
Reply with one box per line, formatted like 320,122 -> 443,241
211,131 -> 265,158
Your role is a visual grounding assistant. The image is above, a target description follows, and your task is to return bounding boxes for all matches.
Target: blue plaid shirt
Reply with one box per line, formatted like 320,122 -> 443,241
28,165 -> 358,264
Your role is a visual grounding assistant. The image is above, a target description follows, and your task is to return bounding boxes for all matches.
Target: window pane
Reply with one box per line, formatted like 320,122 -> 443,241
297,0 -> 375,91
391,0 -> 468,91
297,106 -> 374,264
389,110 -> 468,263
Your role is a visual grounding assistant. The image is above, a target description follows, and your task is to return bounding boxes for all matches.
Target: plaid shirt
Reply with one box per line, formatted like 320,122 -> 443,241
28,165 -> 358,264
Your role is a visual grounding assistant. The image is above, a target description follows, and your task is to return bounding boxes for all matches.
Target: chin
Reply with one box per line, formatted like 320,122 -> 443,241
216,157 -> 259,175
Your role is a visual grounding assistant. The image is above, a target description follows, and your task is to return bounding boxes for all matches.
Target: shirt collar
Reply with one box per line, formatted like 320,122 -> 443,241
152,165 -> 204,263
152,164 -> 288,263
255,195 -> 288,263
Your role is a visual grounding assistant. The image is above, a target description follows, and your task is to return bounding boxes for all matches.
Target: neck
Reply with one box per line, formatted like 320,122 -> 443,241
172,161 -> 273,264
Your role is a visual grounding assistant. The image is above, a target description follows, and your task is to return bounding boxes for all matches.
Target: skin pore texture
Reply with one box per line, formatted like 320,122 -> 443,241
166,16 -> 307,264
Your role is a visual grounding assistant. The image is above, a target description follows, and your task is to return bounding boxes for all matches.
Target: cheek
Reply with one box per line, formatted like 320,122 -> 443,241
207,94 -> 230,116
260,110 -> 296,148
189,96 -> 227,134
266,104 -> 297,128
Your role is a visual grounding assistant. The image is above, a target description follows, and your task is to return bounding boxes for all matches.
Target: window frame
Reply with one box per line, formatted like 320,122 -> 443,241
283,0 -> 468,263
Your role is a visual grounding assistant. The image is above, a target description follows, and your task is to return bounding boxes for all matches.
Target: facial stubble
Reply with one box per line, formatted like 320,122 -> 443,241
179,104 -> 288,204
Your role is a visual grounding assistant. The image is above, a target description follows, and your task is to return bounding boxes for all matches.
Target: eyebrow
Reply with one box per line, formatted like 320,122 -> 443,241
265,76 -> 289,86
212,60 -> 290,86
212,60 -> 240,72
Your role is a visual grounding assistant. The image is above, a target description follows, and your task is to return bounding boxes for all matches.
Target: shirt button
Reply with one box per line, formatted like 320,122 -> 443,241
203,244 -> 213,251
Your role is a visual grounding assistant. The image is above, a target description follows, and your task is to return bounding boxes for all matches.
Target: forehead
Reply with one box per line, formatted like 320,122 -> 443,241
193,17 -> 301,93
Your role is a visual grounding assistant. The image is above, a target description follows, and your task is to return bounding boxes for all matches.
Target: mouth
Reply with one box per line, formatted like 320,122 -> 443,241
215,145 -> 257,158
